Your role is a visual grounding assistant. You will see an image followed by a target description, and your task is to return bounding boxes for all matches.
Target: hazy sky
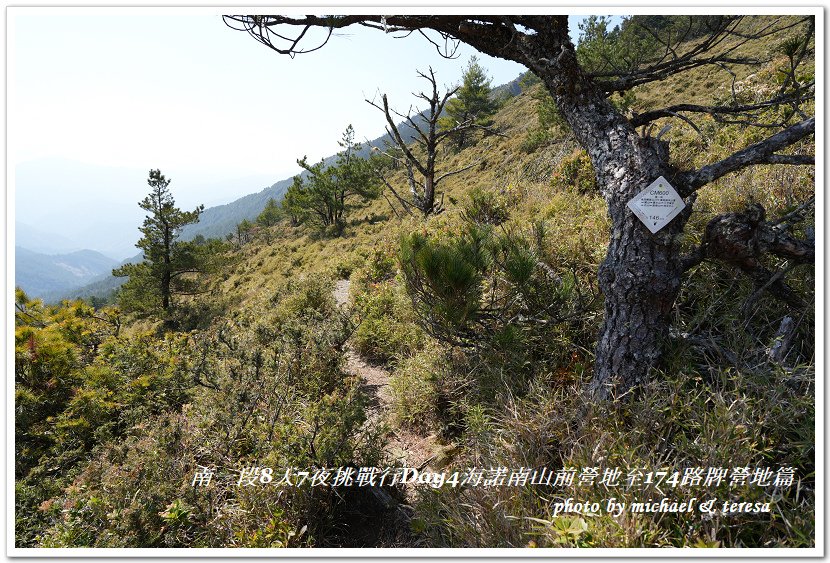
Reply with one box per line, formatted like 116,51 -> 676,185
11,11 -> 535,204
9,10 -> 609,256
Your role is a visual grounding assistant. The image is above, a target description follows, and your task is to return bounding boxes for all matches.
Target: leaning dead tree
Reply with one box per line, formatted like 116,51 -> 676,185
224,15 -> 815,400
367,67 -> 492,216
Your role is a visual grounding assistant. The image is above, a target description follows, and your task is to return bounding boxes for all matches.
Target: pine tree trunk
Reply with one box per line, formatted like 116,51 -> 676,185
531,39 -> 693,400
589,170 -> 689,399
423,175 -> 435,216
162,227 -> 172,311
161,270 -> 171,310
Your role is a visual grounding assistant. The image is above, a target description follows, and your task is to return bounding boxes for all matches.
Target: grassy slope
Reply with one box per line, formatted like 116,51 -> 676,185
29,16 -> 811,549
222,84 -> 589,303
209,17 -> 815,547
223,17 -> 814,311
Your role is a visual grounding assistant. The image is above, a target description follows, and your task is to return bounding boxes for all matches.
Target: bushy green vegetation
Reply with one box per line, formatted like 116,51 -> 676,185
439,56 -> 500,151
387,345 -> 444,430
19,278 -> 388,548
282,125 -> 380,235
256,197 -> 283,227
352,280 -> 425,364
14,289 -> 192,546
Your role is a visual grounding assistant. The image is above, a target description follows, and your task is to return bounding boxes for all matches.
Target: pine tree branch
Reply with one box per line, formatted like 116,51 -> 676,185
629,88 -> 815,127
434,161 -> 478,186
679,117 -> 814,195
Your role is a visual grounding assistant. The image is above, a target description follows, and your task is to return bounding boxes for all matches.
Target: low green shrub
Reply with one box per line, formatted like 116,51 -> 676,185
551,150 -> 597,194
388,346 -> 442,430
351,280 -> 425,364
30,278 -> 388,548
462,186 -> 511,226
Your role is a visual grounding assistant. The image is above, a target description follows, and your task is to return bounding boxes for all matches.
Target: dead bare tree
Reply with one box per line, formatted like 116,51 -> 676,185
367,67 -> 492,216
224,14 -> 815,400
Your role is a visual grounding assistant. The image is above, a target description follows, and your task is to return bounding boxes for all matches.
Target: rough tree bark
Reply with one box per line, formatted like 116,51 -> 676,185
458,19 -> 697,399
224,14 -> 815,400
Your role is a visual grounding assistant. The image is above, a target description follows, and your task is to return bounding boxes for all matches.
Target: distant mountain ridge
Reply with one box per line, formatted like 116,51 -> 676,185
37,71 -> 531,303
16,222 -> 83,255
180,177 -> 295,241
15,247 -> 119,299
181,72 -> 530,242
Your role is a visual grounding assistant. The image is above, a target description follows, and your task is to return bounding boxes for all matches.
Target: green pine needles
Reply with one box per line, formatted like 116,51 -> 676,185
113,169 -> 205,324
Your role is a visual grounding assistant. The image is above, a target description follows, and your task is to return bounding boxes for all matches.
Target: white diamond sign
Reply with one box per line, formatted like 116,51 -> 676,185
627,176 -> 685,234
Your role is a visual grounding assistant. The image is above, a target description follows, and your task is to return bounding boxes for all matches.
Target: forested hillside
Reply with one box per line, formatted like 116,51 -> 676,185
15,15 -> 816,550
179,177 -> 294,241
15,247 -> 118,298
178,75 -> 523,245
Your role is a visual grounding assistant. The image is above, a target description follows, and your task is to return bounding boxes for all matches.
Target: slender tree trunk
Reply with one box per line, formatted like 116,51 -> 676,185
161,270 -> 171,310
162,226 -> 172,311
455,111 -> 470,151
423,175 -> 435,215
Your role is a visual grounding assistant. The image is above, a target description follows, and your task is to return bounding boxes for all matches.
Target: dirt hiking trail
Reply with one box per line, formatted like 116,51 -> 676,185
333,279 -> 439,473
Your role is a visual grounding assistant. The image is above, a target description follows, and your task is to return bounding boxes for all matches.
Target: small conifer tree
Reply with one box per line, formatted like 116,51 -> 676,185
439,56 -> 498,150
256,197 -> 283,227
113,169 -> 203,322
